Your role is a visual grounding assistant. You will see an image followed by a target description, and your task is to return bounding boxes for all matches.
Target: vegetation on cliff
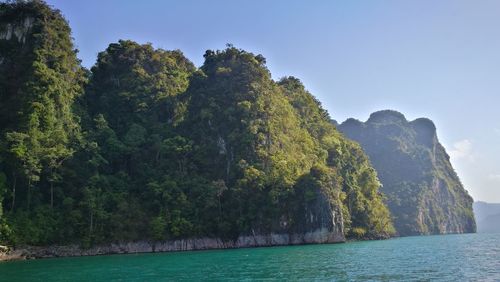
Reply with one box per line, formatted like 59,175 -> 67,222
279,78 -> 394,238
338,110 -> 476,236
0,1 -> 394,246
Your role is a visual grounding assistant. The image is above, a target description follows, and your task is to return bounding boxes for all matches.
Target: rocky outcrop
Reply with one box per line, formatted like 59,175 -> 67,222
0,13 -> 35,68
1,229 -> 344,261
338,110 -> 476,236
0,245 -> 9,256
0,16 -> 34,43
300,188 -> 345,242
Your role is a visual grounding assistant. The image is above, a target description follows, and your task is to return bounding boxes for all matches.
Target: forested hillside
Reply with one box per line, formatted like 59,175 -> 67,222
0,1 -> 394,247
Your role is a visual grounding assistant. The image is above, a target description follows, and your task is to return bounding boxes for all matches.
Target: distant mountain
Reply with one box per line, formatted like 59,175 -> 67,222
338,110 -> 476,236
474,202 -> 500,233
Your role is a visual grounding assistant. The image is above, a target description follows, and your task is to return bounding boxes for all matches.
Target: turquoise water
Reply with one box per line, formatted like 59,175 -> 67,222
1,233 -> 499,281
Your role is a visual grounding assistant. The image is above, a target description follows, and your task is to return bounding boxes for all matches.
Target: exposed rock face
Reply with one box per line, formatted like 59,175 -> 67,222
338,110 -> 476,236
0,16 -> 34,43
0,13 -> 35,69
294,186 -> 345,242
0,5 -> 42,128
1,229 -> 344,260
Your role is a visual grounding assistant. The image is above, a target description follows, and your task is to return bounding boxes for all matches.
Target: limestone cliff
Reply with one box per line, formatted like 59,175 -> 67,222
338,110 -> 476,236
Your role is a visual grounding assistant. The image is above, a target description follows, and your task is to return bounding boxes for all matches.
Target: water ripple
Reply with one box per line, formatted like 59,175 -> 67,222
1,233 -> 499,281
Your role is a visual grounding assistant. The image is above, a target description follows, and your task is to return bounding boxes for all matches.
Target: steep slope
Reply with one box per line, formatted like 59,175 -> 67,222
181,49 -> 394,241
182,48 -> 343,242
338,110 -> 476,236
278,77 -> 394,238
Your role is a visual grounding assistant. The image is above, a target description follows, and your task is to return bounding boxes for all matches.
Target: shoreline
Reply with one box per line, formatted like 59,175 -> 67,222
0,228 -> 346,262
1,232 -> 474,262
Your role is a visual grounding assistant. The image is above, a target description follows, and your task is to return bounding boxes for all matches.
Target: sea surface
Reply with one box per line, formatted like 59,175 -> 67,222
1,233 -> 499,281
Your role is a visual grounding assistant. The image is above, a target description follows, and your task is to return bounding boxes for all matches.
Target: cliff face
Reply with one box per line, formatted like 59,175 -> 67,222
1,229 -> 343,261
0,10 -> 36,129
338,110 -> 476,236
291,180 -> 345,243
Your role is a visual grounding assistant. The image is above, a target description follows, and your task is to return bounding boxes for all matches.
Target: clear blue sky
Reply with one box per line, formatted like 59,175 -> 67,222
46,0 -> 500,202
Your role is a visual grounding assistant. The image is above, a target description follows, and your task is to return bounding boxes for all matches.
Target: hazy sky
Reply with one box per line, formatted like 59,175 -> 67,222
46,0 -> 500,202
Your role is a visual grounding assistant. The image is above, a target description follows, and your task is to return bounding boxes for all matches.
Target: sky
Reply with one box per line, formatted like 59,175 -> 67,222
46,0 -> 500,202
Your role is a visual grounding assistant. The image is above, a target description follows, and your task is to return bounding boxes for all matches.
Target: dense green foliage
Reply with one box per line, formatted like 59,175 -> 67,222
0,1 -> 394,246
0,0 -> 85,244
279,78 -> 394,238
338,110 -> 476,236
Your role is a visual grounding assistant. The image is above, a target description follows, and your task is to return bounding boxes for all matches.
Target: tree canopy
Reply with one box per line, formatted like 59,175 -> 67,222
0,1 -> 394,246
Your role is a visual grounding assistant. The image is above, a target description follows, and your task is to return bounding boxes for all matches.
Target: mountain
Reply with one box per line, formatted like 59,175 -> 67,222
338,110 -> 476,236
0,1 -> 394,250
474,202 -> 500,233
